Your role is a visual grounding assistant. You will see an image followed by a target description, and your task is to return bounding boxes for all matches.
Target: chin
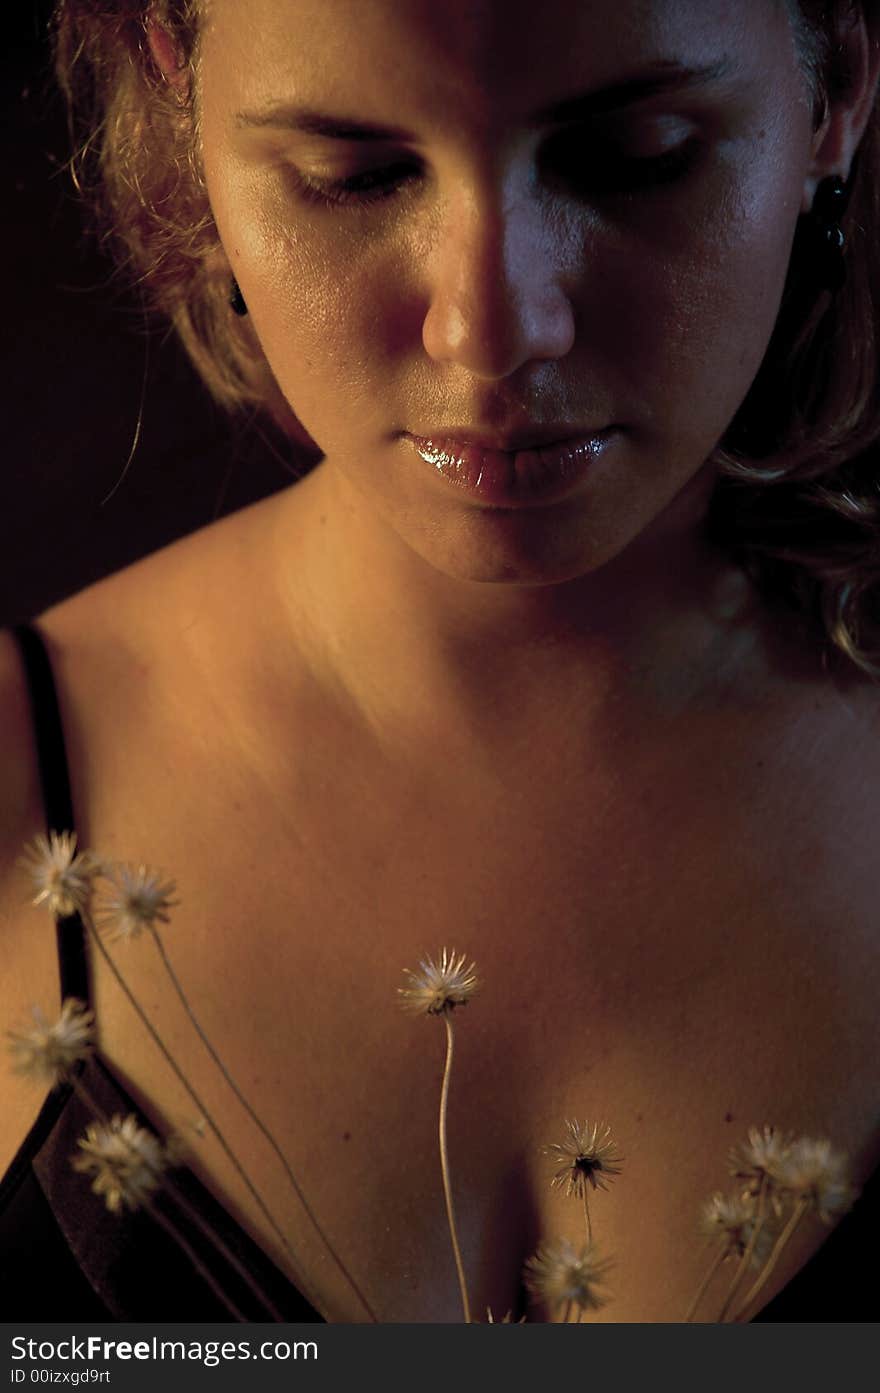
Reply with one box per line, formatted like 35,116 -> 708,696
396,506 -> 631,588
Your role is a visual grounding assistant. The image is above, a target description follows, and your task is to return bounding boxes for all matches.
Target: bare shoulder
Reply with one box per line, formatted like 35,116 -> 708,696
33,489 -> 291,767
0,493 -> 289,1177
37,492 -> 269,673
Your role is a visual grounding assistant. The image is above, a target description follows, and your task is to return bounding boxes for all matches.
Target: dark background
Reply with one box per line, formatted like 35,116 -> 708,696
2,1 -> 293,627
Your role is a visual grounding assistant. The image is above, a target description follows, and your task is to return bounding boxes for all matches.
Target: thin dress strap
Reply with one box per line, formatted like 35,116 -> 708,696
10,622 -> 91,1007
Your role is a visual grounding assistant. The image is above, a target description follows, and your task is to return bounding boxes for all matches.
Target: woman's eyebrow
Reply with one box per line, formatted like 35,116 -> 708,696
533,55 -> 741,122
234,56 -> 741,141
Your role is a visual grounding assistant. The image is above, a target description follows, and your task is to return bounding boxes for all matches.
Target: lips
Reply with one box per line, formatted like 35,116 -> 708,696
409,425 -> 608,452
404,428 -> 618,507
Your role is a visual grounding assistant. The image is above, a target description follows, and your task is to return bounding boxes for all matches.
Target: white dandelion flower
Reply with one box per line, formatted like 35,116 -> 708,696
699,1190 -> 777,1268
7,998 -> 94,1087
95,862 -> 179,940
523,1236 -> 612,1315
767,1136 -> 858,1223
728,1124 -> 793,1186
397,948 -> 479,1015
545,1120 -> 623,1198
18,831 -> 98,919
72,1113 -> 168,1213
727,1123 -> 795,1212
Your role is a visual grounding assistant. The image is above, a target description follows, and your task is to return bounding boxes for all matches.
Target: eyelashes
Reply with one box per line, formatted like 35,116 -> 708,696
331,161 -> 421,204
288,161 -> 420,209
287,140 -> 702,212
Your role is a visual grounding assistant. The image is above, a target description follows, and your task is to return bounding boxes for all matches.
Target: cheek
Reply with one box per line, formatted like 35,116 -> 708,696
216,176 -> 397,445
595,157 -> 804,450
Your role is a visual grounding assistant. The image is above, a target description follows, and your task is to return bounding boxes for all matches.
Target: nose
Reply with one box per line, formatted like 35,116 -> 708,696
421,180 -> 576,380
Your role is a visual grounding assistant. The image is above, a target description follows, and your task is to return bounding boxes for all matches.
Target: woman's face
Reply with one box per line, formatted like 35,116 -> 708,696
199,0 -> 819,585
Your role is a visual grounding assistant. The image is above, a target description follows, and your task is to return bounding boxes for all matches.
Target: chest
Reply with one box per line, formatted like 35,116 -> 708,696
78,687 -> 880,1321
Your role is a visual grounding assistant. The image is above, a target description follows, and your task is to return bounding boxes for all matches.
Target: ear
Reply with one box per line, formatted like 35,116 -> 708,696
801,7 -> 880,211
146,19 -> 190,95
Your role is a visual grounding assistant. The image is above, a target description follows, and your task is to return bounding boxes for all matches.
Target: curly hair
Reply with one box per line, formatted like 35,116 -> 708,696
52,0 -> 301,434
52,0 -> 880,675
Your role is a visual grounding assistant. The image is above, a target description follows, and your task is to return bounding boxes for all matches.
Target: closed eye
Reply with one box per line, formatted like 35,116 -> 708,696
542,130 -> 703,195
288,138 -> 703,211
289,160 -> 422,208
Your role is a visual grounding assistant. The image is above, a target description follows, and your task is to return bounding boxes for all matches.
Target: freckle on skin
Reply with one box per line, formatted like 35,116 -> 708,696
724,1112 -> 735,1123
343,1130 -> 351,1140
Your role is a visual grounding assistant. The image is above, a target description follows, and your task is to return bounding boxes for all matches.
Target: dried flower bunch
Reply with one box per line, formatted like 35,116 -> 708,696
397,947 -> 620,1323
398,949 -> 860,1323
686,1123 -> 859,1322
11,829 -> 377,1323
729,1125 -> 856,1225
10,833 -> 860,1323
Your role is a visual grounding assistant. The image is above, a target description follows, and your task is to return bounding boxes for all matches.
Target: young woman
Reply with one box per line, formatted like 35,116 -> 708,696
1,0 -> 879,1322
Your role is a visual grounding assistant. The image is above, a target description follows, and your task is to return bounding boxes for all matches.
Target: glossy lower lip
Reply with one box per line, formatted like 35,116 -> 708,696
403,430 -> 617,507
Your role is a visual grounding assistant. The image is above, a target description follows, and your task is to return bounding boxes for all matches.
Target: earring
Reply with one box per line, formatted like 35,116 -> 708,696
804,174 -> 850,295
229,277 -> 248,317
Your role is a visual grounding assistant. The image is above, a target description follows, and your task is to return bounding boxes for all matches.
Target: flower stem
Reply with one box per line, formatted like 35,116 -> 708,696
716,1177 -> 769,1322
683,1241 -> 727,1322
82,911 -> 310,1293
147,925 -> 377,1322
730,1198 -> 809,1322
439,1012 -> 471,1323
582,1191 -> 593,1244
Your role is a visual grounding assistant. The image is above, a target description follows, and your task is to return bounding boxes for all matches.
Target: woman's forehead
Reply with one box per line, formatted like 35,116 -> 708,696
202,0 -> 788,85
201,0 -> 793,130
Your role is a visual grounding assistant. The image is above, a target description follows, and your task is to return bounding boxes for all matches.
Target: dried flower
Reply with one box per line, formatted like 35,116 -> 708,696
72,1113 -> 168,1213
7,998 -> 94,1086
18,831 -> 98,919
545,1119 -> 623,1199
95,862 -> 179,940
728,1124 -> 793,1190
699,1191 -> 777,1268
523,1236 -> 612,1316
767,1136 -> 857,1223
727,1123 -> 796,1214
397,948 -> 479,1015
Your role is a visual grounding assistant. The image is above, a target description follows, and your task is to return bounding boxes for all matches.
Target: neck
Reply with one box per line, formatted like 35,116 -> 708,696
271,459 -> 761,749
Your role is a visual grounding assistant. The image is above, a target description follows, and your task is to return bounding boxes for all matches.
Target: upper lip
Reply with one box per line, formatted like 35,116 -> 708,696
407,425 -> 612,452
